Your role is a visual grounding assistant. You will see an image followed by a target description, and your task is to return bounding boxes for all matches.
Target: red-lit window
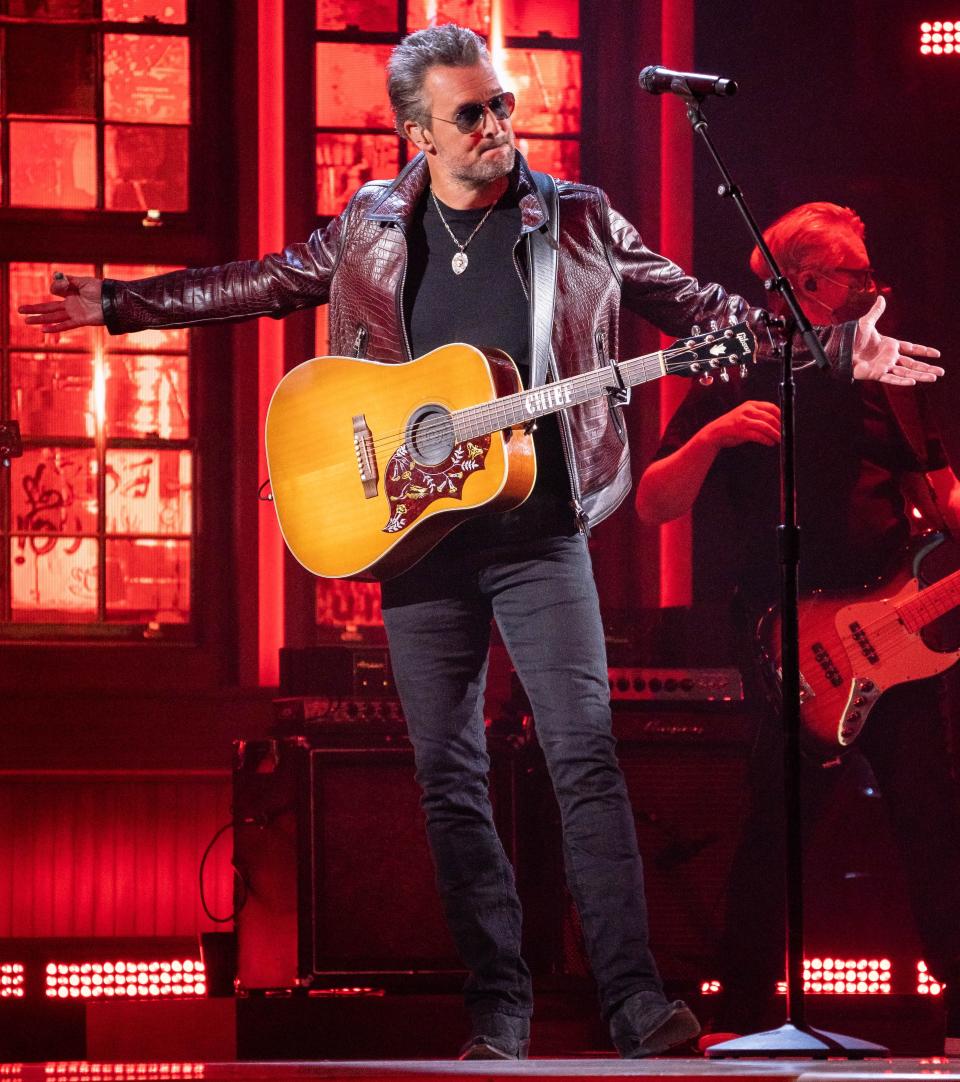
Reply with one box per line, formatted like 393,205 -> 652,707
0,4 -> 191,213
2,262 -> 194,637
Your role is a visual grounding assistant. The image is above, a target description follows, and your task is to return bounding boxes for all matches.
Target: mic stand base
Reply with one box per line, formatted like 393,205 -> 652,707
706,1022 -> 889,1059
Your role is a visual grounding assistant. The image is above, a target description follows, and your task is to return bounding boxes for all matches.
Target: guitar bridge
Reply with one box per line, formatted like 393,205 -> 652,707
353,414 -> 378,499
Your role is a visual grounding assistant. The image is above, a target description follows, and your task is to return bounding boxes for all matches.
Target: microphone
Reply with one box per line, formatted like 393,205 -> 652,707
639,65 -> 737,98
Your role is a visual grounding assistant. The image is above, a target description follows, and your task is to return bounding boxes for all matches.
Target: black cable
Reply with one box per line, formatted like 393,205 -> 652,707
198,818 -> 255,924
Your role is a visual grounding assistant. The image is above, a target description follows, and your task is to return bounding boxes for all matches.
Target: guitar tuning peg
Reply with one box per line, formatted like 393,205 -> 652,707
698,374 -> 714,386
739,363 -> 749,380
719,368 -> 730,382
708,319 -> 719,332
691,324 -> 701,336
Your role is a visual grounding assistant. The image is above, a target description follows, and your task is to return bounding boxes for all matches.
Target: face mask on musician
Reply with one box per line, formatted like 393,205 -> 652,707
807,268 -> 881,322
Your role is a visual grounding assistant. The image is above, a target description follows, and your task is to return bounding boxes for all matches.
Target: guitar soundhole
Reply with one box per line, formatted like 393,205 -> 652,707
406,405 -> 455,466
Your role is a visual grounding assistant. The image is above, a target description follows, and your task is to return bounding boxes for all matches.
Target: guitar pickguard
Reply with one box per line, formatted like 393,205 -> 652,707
383,436 -> 491,534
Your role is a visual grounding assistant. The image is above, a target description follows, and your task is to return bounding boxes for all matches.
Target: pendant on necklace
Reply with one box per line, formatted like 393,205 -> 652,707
451,252 -> 468,275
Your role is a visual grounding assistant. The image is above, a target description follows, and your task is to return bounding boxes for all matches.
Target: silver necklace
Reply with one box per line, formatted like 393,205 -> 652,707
430,190 -> 499,275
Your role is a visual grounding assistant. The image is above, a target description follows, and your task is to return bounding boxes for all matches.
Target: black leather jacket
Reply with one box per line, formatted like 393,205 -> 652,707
102,152 -> 853,529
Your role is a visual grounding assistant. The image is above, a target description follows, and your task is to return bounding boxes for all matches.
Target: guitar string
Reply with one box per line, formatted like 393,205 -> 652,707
798,572 -> 960,671
355,341 -> 742,457
359,352 -> 664,455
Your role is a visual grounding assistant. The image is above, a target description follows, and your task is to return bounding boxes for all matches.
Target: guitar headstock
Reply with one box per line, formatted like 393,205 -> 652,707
664,322 -> 757,383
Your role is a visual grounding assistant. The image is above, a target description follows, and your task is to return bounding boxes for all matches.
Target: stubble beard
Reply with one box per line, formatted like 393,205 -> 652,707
452,142 -> 516,190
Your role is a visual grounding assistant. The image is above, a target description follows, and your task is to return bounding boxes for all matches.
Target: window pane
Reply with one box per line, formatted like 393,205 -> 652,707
5,27 -> 97,118
9,262 -> 97,349
104,34 -> 191,124
7,0 -> 95,17
317,134 -> 399,216
103,0 -> 187,23
102,265 -> 189,350
105,449 -> 192,535
504,48 -> 581,135
105,539 -> 190,622
316,579 -> 383,630
316,44 -> 393,128
504,0 -> 579,38
316,0 -> 396,31
12,447 -> 99,536
103,354 -> 189,439
105,125 -> 188,211
10,353 -> 96,439
11,537 -> 98,622
518,137 -> 579,179
406,0 -> 490,33
9,121 -> 97,209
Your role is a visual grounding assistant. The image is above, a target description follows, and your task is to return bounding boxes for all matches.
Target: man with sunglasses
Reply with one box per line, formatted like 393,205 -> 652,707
19,30 -> 945,1061
635,201 -> 960,1049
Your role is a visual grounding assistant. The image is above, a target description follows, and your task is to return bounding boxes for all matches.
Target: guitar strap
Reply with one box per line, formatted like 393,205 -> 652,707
526,170 -> 559,390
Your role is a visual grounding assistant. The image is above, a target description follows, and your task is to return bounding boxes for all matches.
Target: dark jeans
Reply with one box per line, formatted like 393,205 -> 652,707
381,530 -> 663,1020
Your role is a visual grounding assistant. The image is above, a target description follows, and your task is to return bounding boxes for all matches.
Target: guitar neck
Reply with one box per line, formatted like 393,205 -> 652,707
898,566 -> 960,633
453,351 -> 666,443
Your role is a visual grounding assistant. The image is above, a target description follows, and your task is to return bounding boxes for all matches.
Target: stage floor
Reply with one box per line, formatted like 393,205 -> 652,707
4,1059 -> 960,1082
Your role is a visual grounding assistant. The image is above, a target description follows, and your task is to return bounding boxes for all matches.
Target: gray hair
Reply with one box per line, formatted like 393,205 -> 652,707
387,24 -> 490,135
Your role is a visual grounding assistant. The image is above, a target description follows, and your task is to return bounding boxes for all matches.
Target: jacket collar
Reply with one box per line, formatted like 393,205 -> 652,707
363,150 -> 550,234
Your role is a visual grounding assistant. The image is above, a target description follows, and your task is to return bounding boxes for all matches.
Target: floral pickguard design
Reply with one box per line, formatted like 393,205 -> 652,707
383,436 -> 491,534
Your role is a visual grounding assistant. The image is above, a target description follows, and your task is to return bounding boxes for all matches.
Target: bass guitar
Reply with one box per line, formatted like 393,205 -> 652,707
265,325 -> 755,580
759,535 -> 960,760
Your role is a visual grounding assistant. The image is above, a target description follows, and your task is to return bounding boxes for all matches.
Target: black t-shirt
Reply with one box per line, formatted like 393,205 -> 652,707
402,184 -> 574,548
654,364 -> 947,607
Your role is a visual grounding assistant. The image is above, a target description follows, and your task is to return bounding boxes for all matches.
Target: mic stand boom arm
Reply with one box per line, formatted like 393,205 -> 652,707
678,94 -> 886,1060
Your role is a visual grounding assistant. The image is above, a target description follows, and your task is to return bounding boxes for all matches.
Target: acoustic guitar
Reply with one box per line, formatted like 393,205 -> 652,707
265,325 -> 756,580
758,534 -> 960,760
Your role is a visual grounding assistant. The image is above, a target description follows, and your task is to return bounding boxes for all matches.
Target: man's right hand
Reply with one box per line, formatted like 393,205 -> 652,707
17,273 -> 105,333
703,400 -> 781,449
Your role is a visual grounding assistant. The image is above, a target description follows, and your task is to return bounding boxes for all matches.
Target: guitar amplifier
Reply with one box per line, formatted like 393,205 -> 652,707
279,645 -> 394,698
232,733 -> 551,991
608,666 -> 744,703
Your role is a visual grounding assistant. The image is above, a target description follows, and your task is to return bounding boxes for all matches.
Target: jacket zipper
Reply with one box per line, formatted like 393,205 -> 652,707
549,348 -> 589,536
394,223 -> 413,362
512,236 -> 530,302
353,324 -> 368,358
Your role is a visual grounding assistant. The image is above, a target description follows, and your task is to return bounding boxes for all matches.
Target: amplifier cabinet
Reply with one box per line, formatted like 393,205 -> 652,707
233,735 -> 527,991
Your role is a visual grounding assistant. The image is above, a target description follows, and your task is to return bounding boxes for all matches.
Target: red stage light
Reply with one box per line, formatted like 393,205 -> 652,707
700,980 -> 722,995
39,1065 -> 204,1082
919,20 -> 960,54
1,962 -> 25,998
44,957 -> 205,1000
918,959 -> 945,996
776,957 -> 892,994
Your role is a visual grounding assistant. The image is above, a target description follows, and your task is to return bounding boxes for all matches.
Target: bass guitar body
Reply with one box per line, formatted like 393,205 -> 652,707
265,344 -> 536,580
759,538 -> 960,760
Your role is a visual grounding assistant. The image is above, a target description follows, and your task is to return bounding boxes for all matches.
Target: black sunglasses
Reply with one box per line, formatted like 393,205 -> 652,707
430,91 -> 516,134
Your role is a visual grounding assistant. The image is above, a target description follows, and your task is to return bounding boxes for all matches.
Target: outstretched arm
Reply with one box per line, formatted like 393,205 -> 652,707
635,400 -> 781,524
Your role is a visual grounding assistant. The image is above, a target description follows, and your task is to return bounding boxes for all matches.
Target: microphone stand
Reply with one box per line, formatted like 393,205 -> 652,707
673,91 -> 887,1059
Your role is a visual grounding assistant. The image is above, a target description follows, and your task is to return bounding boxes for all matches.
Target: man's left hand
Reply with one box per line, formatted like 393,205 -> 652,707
852,295 -> 943,384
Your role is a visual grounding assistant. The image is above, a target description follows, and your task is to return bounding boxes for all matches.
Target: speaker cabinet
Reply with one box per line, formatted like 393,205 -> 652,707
233,735 -> 523,990
557,708 -> 756,984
